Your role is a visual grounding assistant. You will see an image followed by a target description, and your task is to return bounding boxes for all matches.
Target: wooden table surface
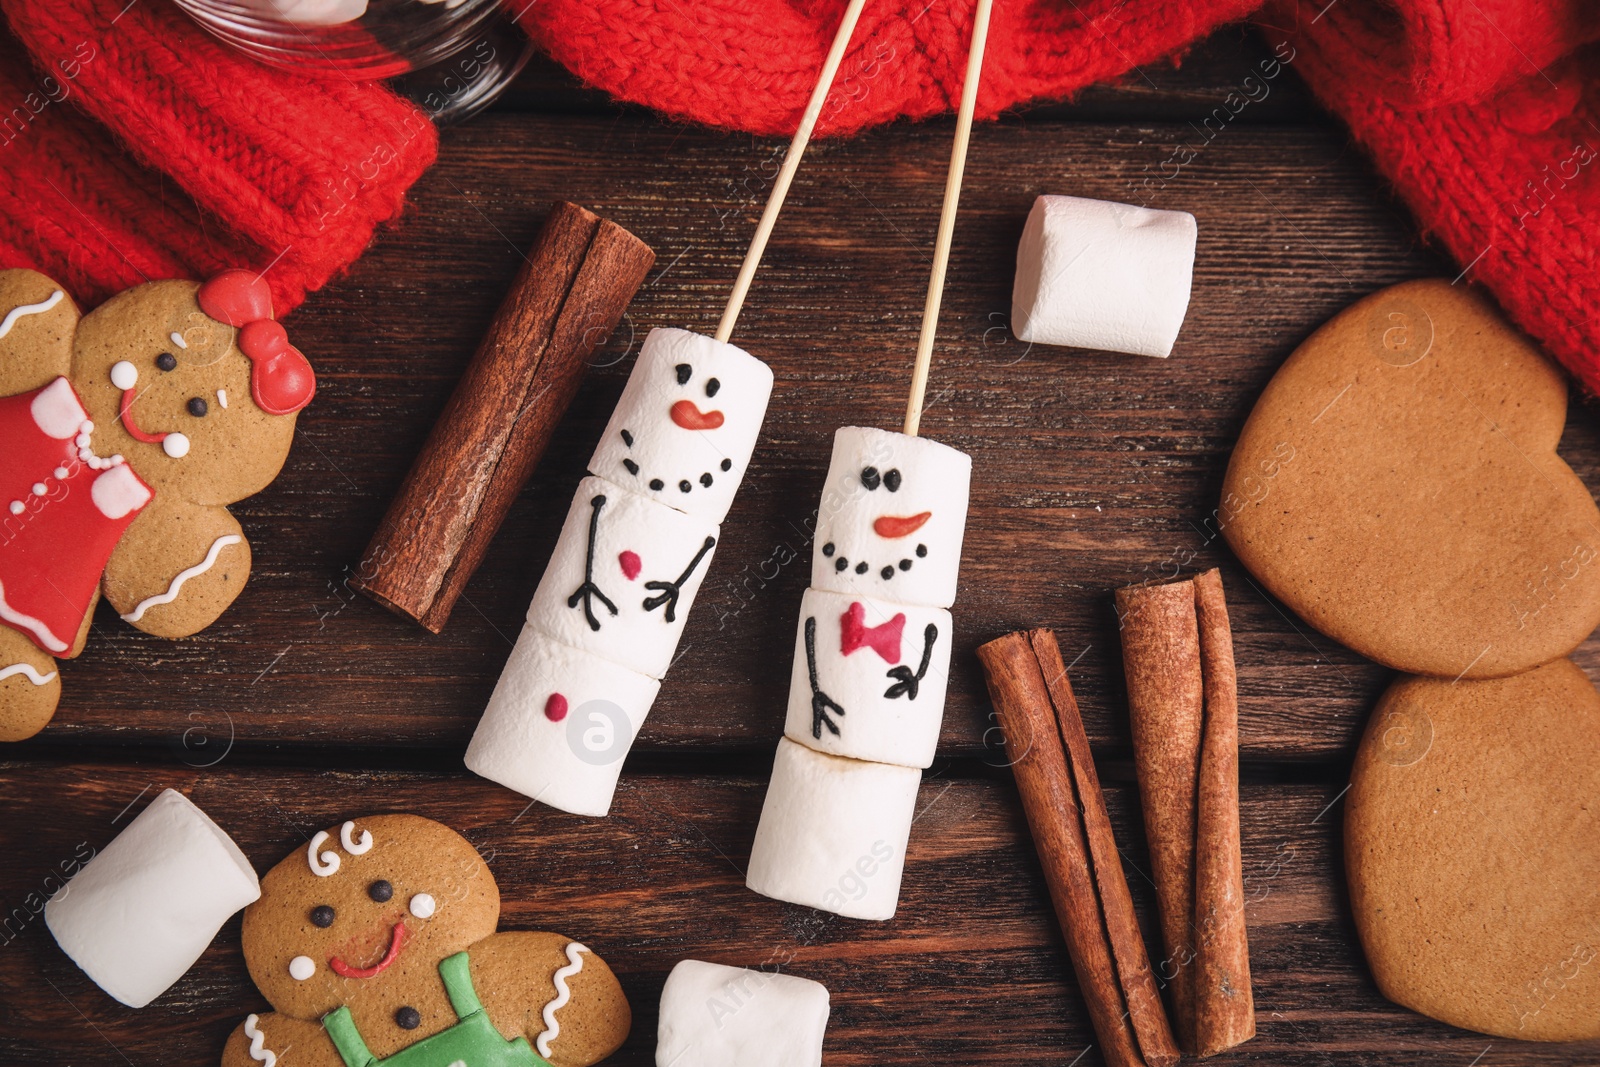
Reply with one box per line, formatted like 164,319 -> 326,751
4,25 -> 1599,1067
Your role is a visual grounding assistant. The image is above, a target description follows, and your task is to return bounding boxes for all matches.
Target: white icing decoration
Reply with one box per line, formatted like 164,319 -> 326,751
340,820 -> 373,854
170,331 -> 188,350
536,942 -> 589,1058
92,465 -> 152,521
307,830 -> 341,876
0,289 -> 63,338
110,360 -> 138,390
217,388 -> 228,409
31,378 -> 87,440
162,432 -> 191,459
120,534 -> 241,622
0,663 -> 56,686
0,578 -> 67,652
53,466 -> 68,479
288,955 -> 315,981
243,1013 -> 277,1067
408,893 -> 435,919
6,502 -> 19,516
31,482 -> 45,496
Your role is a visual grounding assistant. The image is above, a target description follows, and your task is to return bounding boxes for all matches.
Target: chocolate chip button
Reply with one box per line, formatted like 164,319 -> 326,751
187,397 -> 208,417
155,352 -> 177,372
309,905 -> 335,928
368,879 -> 393,903
395,1006 -> 420,1030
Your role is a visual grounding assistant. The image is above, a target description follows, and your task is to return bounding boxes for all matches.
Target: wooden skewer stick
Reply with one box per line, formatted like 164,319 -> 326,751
715,0 -> 869,343
903,0 -> 994,437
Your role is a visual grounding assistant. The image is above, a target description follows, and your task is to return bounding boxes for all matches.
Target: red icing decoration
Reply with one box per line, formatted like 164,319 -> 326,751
545,693 -> 569,722
328,921 -> 408,979
618,550 -> 642,580
669,399 -> 724,431
197,269 -> 274,326
118,387 -> 168,444
839,601 -> 905,664
873,511 -> 931,539
196,271 -> 316,417
0,380 -> 151,655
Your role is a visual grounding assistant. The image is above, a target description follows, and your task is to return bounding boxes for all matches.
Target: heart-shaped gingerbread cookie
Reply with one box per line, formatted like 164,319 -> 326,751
1346,659 -> 1600,1040
1221,279 -> 1600,678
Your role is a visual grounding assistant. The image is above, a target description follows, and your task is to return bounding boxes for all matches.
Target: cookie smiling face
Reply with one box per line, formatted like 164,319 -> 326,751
589,327 -> 773,521
69,276 -> 309,506
241,815 -> 498,1037
811,426 -> 972,609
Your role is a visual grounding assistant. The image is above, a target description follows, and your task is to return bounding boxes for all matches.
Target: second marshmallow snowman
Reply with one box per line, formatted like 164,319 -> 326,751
749,426 -> 971,919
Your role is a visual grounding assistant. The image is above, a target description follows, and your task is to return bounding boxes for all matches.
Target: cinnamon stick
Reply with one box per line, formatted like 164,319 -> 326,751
978,629 -> 1180,1067
1115,568 -> 1255,1057
352,202 -> 655,632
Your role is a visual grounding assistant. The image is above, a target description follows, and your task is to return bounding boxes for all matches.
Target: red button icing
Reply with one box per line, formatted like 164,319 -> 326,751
545,694 -> 569,722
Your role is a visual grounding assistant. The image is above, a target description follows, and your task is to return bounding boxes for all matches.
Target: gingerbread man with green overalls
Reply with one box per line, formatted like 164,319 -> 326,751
221,814 -> 630,1067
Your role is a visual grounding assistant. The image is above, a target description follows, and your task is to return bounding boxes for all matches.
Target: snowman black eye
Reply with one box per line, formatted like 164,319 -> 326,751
155,353 -> 177,372
861,467 -> 881,490
309,905 -> 335,928
675,363 -> 692,385
884,468 -> 901,492
705,377 -> 721,398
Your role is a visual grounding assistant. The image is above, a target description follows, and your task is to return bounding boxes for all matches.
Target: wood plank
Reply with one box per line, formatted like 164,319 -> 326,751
1,762 -> 1592,1065
20,108 -> 1600,762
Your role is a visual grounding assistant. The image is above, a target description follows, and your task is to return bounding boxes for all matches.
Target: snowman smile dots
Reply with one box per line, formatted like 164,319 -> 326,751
619,361 -> 733,496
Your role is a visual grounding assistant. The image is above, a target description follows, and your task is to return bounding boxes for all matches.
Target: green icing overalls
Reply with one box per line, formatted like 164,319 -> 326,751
321,951 -> 553,1067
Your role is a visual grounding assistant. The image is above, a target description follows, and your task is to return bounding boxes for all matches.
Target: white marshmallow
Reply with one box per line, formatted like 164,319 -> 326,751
590,328 -> 773,523
44,789 -> 260,1008
656,959 -> 830,1067
1012,194 -> 1197,358
746,738 -> 921,921
526,475 -> 719,680
466,624 -> 660,817
784,588 -> 951,768
810,427 -> 971,609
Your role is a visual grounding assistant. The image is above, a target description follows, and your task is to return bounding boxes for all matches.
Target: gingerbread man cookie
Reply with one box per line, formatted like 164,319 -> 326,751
222,814 -> 630,1067
0,268 -> 314,740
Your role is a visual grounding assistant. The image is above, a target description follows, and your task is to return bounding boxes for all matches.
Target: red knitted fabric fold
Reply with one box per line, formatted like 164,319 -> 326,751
0,0 -> 436,312
1265,0 -> 1600,394
1263,0 -> 1599,107
517,0 -> 1261,137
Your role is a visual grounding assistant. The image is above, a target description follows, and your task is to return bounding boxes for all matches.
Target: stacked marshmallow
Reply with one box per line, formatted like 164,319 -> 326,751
467,328 -> 773,817
747,427 -> 971,920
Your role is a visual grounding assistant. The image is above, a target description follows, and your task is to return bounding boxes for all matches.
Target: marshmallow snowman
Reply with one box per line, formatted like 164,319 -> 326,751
467,328 -> 774,815
748,427 -> 971,919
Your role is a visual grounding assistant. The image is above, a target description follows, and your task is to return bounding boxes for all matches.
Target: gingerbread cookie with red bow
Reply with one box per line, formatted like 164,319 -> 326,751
221,814 -> 630,1067
0,268 -> 315,740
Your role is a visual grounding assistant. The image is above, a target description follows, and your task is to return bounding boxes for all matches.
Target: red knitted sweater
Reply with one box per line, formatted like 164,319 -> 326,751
0,0 -> 434,312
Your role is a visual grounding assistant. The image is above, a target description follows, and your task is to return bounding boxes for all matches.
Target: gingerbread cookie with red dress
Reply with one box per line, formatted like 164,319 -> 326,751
221,814 -> 630,1067
0,268 -> 313,740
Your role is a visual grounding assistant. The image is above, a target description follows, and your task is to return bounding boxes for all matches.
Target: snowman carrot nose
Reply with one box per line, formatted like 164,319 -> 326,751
670,399 -> 725,431
874,512 -> 931,539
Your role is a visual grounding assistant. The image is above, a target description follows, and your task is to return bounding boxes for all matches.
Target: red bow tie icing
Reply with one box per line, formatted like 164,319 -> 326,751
839,601 -> 905,664
197,270 -> 316,416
